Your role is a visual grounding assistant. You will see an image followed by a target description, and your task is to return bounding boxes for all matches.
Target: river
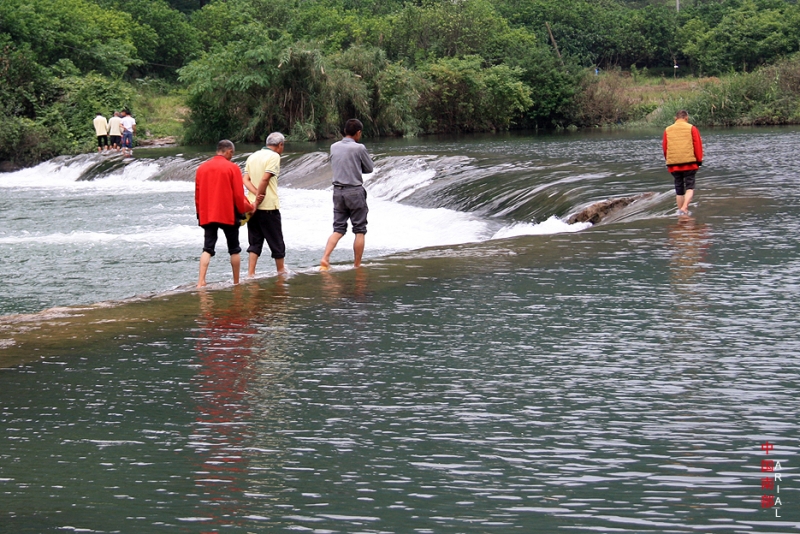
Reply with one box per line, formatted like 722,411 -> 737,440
0,127 -> 798,532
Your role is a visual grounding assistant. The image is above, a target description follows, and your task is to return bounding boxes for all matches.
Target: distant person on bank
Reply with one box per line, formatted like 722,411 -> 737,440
194,140 -> 255,288
320,119 -> 374,270
93,112 -> 109,153
242,132 -> 287,277
120,109 -> 136,157
663,110 -> 703,215
108,111 -> 123,151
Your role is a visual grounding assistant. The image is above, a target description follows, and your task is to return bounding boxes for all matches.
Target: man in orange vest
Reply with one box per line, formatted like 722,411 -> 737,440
663,110 -> 703,215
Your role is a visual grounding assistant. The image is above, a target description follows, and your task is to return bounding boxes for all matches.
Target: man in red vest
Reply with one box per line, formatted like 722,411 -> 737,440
663,110 -> 703,215
195,140 -> 255,288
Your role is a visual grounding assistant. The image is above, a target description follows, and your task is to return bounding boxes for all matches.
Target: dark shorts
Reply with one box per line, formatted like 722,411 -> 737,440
332,185 -> 368,235
109,135 -> 121,147
672,170 -> 697,196
97,135 -> 108,148
246,209 -> 285,259
202,223 -> 241,257
122,131 -> 134,148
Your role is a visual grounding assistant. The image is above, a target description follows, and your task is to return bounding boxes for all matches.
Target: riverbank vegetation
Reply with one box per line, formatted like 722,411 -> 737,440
3,0 -> 800,168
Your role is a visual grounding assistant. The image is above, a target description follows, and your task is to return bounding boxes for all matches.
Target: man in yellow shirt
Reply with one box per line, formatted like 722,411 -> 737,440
93,113 -> 109,152
243,132 -> 287,276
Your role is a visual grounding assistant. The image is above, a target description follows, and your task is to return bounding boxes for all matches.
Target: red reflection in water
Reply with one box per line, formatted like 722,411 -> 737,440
191,286 -> 259,529
669,215 -> 711,288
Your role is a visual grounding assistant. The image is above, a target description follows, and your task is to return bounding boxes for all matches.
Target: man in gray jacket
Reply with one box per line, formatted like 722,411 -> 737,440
320,119 -> 374,270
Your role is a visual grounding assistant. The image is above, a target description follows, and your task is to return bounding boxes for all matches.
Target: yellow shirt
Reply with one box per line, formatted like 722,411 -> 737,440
244,148 -> 281,210
108,116 -> 123,136
93,115 -> 108,136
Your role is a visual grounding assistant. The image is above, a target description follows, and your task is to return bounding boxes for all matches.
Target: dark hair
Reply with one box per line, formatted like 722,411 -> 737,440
344,119 -> 363,137
216,139 -> 235,153
676,110 -> 689,119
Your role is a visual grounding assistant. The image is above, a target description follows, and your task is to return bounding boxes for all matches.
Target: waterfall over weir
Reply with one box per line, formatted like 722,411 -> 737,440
0,131 -> 688,317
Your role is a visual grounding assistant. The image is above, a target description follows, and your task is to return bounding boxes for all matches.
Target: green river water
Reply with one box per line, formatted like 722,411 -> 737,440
0,128 -> 798,532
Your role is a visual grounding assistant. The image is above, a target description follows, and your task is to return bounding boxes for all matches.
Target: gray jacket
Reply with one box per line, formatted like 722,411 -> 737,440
330,137 -> 374,186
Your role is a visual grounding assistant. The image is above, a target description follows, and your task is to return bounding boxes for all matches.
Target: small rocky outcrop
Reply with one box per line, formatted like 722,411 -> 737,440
136,136 -> 178,147
567,193 -> 655,225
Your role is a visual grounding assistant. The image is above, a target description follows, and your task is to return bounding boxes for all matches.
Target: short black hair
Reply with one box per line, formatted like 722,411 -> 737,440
344,119 -> 363,137
216,139 -> 235,153
676,110 -> 689,119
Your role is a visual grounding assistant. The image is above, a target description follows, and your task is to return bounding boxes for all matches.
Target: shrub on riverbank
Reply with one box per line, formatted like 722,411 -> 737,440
0,39 -> 137,168
651,54 -> 800,126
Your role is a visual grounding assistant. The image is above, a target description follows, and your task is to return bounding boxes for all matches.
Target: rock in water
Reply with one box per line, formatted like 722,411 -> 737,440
567,193 -> 654,225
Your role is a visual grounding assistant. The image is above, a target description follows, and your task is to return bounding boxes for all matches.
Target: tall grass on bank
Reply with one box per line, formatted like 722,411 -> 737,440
653,54 -> 800,126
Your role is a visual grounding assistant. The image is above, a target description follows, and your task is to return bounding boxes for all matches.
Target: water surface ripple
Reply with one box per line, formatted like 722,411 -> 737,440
1,128 -> 799,532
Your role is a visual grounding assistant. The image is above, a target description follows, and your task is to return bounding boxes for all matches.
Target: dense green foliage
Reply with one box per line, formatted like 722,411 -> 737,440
3,0 -> 800,166
0,0 -> 196,167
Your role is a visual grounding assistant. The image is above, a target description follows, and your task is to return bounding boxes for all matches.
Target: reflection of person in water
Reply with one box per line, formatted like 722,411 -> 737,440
319,266 -> 369,304
190,281 -> 295,525
668,215 -> 710,299
192,287 -> 257,526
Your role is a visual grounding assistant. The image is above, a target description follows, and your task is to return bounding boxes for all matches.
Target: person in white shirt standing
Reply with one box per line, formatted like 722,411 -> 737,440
107,111 -> 123,151
120,109 -> 136,157
93,113 -> 109,153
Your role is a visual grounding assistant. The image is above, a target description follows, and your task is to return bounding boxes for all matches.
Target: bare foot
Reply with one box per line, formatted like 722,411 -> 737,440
319,259 -> 330,271
196,282 -> 207,288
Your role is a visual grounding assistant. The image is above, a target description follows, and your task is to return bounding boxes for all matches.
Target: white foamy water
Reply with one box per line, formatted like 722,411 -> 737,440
491,216 -> 592,239
0,154 -> 194,194
281,188 -> 492,253
1,153 -> 588,251
0,148 -> 605,314
366,156 -> 438,202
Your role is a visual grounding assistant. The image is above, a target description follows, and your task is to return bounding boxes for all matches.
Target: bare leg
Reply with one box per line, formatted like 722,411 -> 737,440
353,233 -> 365,268
248,252 -> 259,278
275,257 -> 286,274
197,251 -> 212,287
230,253 -> 241,285
680,189 -> 694,213
320,232 -> 344,270
676,194 -> 685,211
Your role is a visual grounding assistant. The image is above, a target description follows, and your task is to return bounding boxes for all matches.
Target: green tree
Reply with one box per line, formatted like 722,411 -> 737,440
332,45 -> 423,136
0,0 -> 141,76
380,0 -> 536,66
100,0 -> 201,76
679,0 -> 800,74
418,56 -> 532,133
